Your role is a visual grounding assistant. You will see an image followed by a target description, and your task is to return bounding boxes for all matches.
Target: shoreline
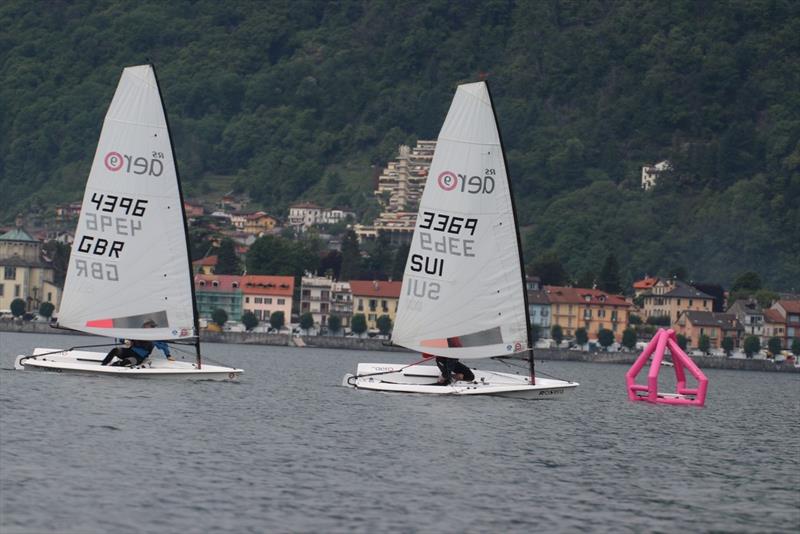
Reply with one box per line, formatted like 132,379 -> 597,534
2,321 -> 798,373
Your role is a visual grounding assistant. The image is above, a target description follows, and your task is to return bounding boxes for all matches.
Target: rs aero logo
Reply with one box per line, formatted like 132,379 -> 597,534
104,151 -> 164,177
437,169 -> 495,194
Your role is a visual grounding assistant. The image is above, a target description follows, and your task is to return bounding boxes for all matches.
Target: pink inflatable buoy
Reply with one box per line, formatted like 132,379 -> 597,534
625,328 -> 708,407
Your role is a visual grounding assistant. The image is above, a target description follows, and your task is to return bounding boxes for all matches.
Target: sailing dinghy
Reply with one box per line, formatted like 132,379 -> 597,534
14,65 -> 242,380
344,81 -> 576,398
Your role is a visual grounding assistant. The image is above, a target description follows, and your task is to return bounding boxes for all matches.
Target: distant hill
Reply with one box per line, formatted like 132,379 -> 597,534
1,0 -> 798,289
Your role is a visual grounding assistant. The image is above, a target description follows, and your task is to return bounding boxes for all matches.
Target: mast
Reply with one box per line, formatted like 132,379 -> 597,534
151,63 -> 202,369
484,81 -> 535,383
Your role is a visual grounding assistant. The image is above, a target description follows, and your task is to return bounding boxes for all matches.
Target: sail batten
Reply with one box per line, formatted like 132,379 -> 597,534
58,65 -> 195,341
392,82 -> 529,360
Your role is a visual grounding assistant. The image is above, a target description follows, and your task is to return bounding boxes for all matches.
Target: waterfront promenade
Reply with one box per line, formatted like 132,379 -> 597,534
3,320 -> 797,373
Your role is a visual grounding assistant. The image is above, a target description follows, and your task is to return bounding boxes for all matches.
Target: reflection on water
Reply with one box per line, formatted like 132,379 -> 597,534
1,332 -> 798,533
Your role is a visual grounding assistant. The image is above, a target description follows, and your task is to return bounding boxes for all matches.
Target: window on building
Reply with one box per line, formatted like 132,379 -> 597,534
15,285 -> 21,297
369,299 -> 377,311
47,292 -> 52,302
265,298 -> 272,304
4,267 -> 15,280
689,299 -> 693,306
357,300 -> 363,311
0,284 -> 3,296
583,309 -> 591,320
381,300 -> 388,312
368,314 -> 376,321
277,299 -> 285,305
255,297 -> 263,304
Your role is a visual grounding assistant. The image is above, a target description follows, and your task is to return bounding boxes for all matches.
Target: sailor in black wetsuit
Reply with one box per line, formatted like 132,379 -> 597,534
432,355 -> 475,385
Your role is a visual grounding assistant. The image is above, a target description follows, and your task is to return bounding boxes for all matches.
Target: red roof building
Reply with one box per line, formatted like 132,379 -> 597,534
350,280 -> 402,331
545,285 -> 632,341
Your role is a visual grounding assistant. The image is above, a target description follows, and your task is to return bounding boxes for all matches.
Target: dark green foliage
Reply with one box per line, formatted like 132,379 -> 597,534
698,334 -> 710,354
646,315 -> 670,327
531,324 -> 540,343
1,1 -> 798,289
743,335 -> 760,358
38,301 -> 55,318
10,299 -> 25,317
339,230 -> 360,281
551,324 -> 563,345
732,272 -> 762,292
241,311 -> 258,331
299,312 -> 314,334
629,313 -> 642,325
575,327 -> 588,346
598,254 -> 622,294
792,338 -> 800,357
211,308 -> 227,327
530,253 -> 569,286
598,328 -> 614,349
246,235 -> 320,279
269,311 -> 285,330
215,238 -> 240,275
42,241 -> 70,286
376,314 -> 392,336
575,270 -> 596,289
328,315 -> 341,334
351,314 -> 367,335
767,337 -> 782,356
390,243 -> 410,281
676,334 -> 688,351
622,328 -> 637,350
721,337 -> 734,356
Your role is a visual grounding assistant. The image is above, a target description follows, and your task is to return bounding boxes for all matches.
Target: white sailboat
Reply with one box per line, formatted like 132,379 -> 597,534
344,81 -> 577,398
15,65 -> 242,380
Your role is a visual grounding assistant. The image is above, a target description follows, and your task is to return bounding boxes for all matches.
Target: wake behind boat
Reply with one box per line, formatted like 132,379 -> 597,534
344,81 -> 576,398
15,65 -> 241,380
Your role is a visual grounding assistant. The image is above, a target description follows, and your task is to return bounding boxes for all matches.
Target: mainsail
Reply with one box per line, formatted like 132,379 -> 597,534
58,65 -> 195,341
392,82 -> 530,359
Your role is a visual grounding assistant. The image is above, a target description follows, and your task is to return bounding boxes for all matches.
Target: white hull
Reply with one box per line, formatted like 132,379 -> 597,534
15,348 -> 242,381
344,363 -> 578,399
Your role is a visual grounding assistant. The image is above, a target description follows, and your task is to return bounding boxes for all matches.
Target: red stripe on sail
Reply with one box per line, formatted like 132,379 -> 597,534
86,319 -> 114,328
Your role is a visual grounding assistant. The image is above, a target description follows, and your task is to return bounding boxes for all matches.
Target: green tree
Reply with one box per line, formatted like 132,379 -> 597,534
351,314 -> 367,336
339,230 -> 361,281
598,253 -> 622,294
743,335 -> 760,358
38,301 -> 55,319
598,328 -> 614,350
212,308 -> 228,327
529,252 -> 569,286
390,243 -> 410,281
721,337 -> 734,356
767,337 -> 782,356
10,298 -> 26,318
270,311 -> 285,331
241,311 -> 258,331
328,315 -> 342,335
376,314 -> 392,336
216,238 -> 240,275
576,270 -> 596,289
42,241 -> 70,286
629,313 -> 642,325
299,312 -> 314,334
791,338 -> 800,357
531,324 -> 540,343
647,315 -> 671,327
676,334 -> 688,351
622,328 -> 637,351
551,324 -> 563,345
732,272 -> 762,292
575,327 -> 588,346
698,334 -> 710,354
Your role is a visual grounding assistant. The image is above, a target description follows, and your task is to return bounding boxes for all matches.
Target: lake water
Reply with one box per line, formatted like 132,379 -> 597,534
1,332 -> 798,533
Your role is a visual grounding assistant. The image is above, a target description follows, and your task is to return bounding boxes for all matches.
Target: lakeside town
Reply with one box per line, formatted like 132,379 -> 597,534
2,140 -> 798,363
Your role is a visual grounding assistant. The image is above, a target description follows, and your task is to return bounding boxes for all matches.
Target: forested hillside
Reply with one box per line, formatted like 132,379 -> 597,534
1,0 -> 798,289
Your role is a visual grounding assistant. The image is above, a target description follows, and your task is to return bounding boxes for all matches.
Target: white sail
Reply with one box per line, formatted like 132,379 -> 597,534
58,65 -> 195,341
392,82 -> 529,359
